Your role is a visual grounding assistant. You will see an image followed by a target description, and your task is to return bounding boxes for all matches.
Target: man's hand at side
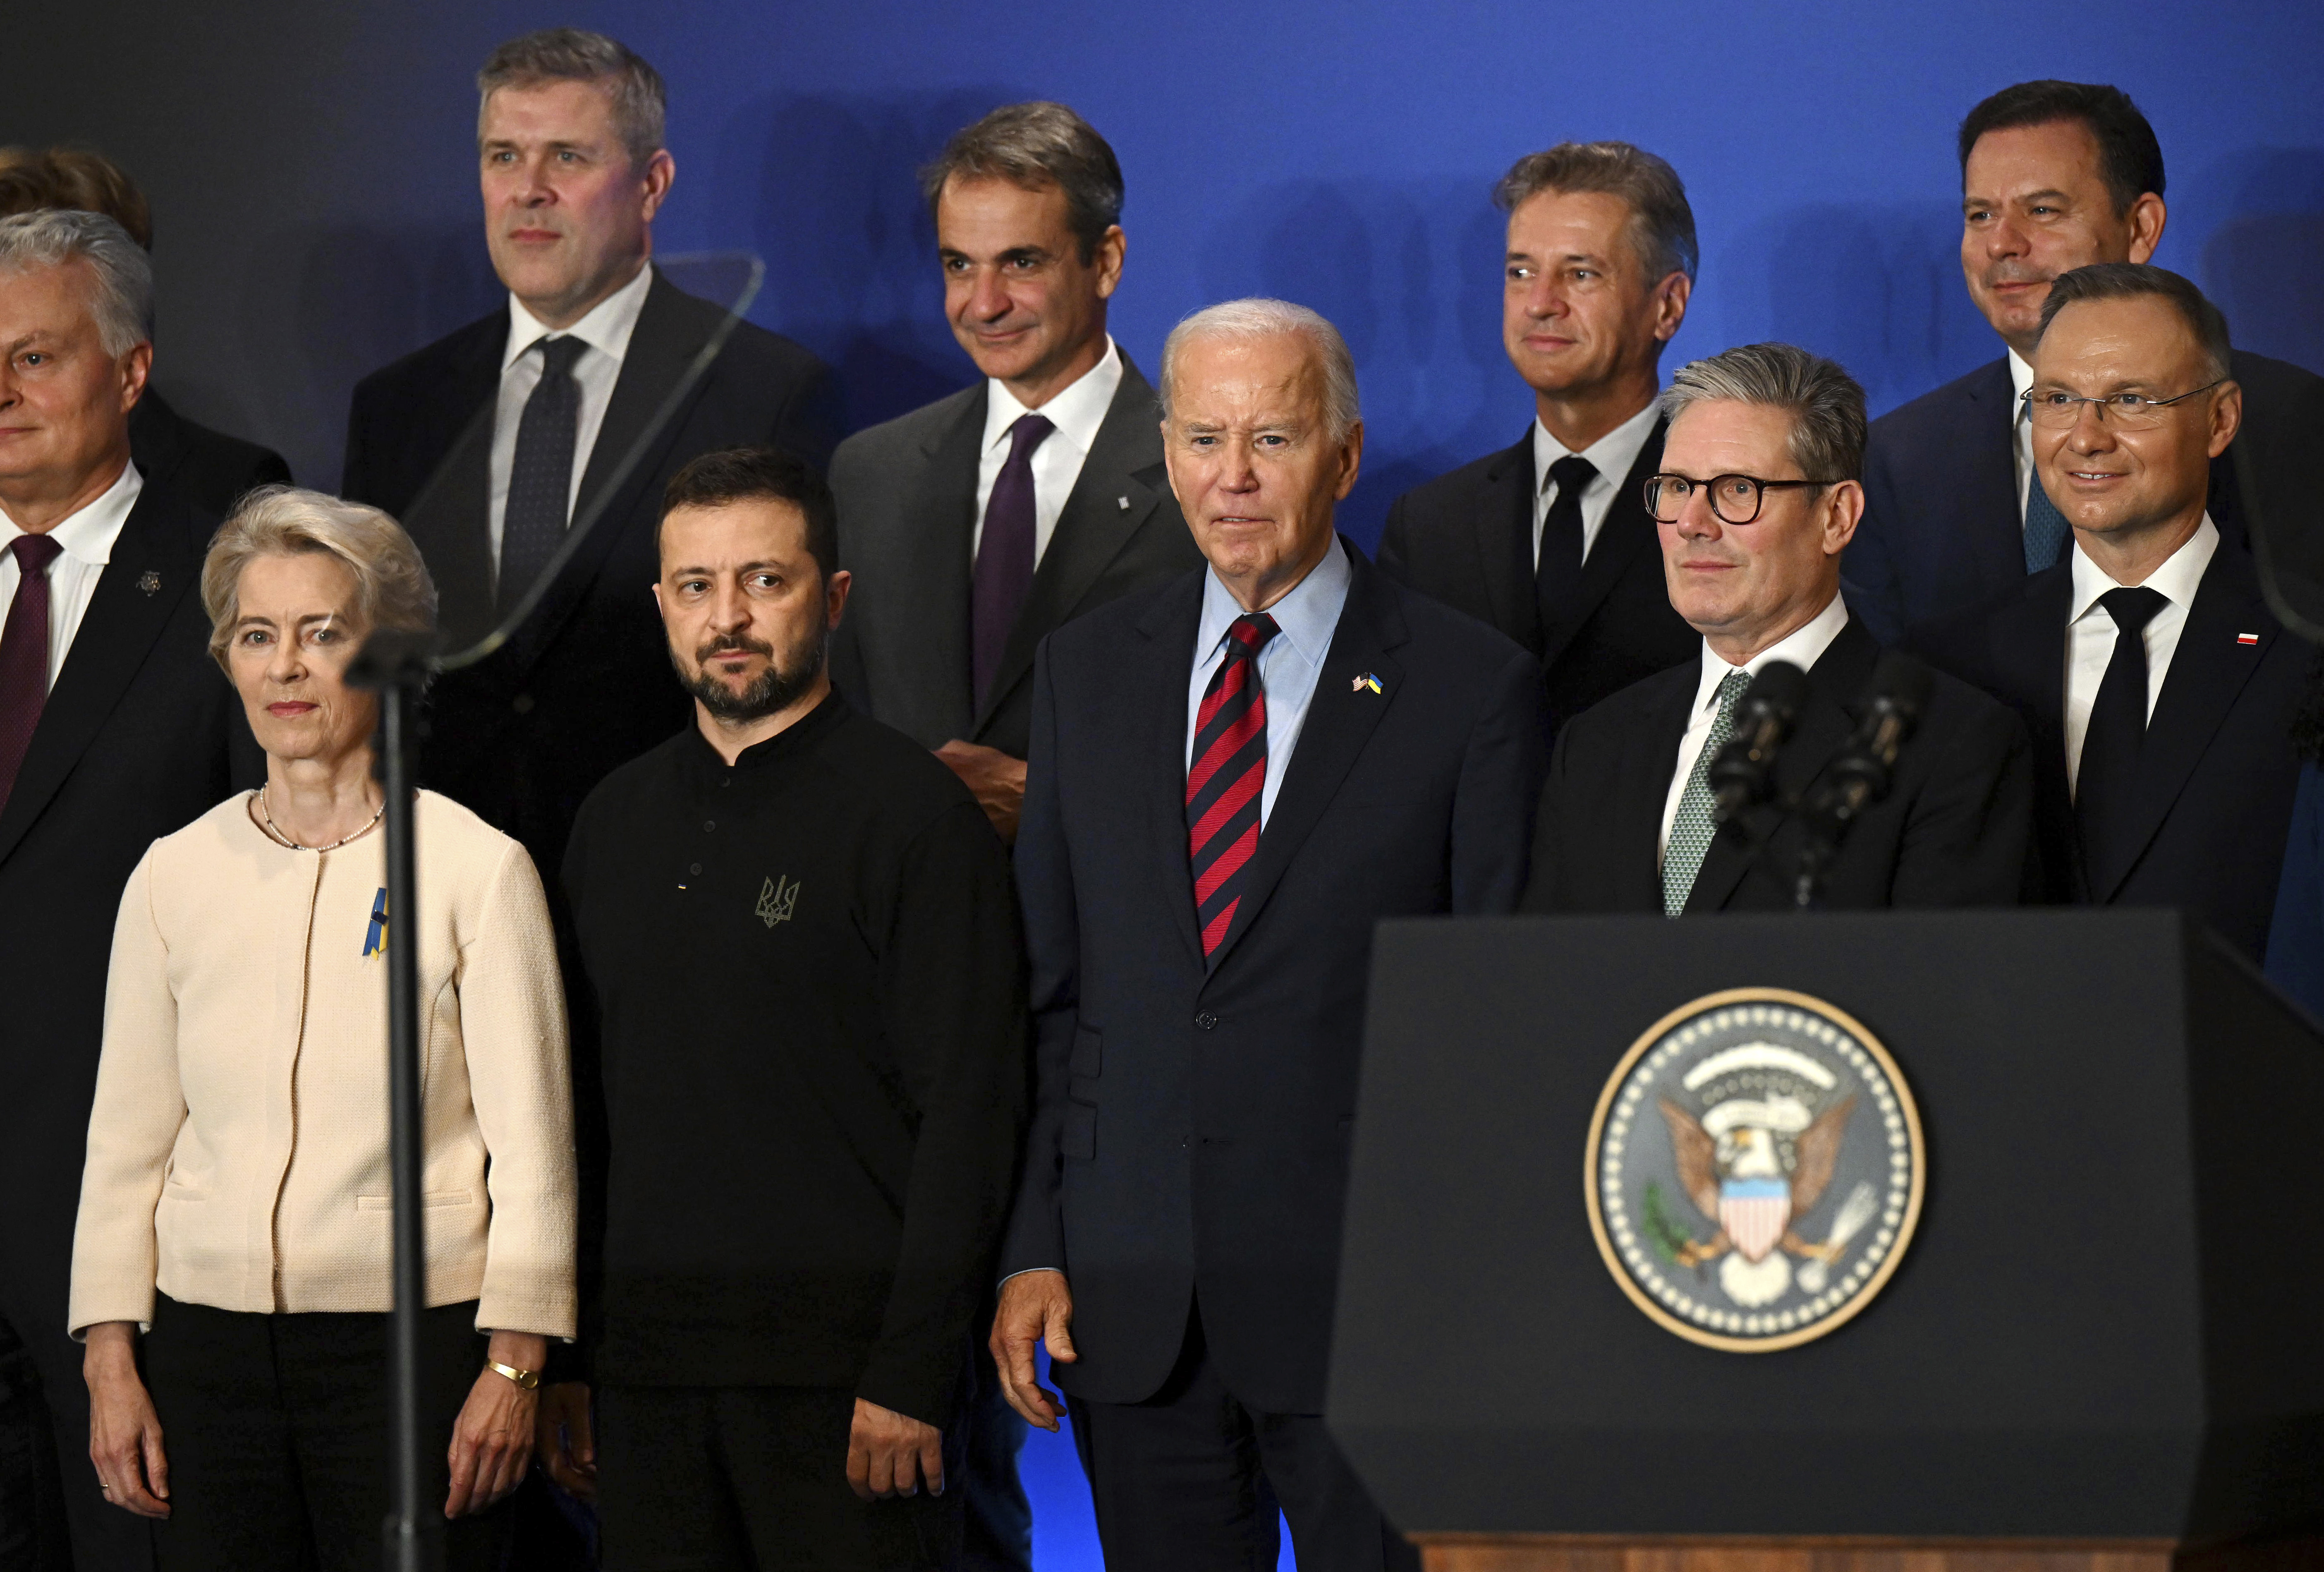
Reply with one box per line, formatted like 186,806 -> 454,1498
935,741 -> 1028,843
988,1269 -> 1076,1431
847,1398 -> 943,1500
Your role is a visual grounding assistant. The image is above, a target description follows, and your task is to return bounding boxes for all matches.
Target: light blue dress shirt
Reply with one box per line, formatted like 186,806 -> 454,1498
1183,537 -> 1355,829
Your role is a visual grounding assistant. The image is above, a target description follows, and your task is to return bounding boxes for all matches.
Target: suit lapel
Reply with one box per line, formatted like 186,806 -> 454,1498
2092,548 -> 2276,900
1541,419 -> 1666,672
1474,433 -> 1538,648
1136,574 -> 1207,968
393,318 -> 504,651
1205,543 -> 1404,973
1962,360 -> 2028,597
1613,667 -> 1697,911
975,358 -> 1166,736
908,389 -> 987,738
0,486 -> 209,868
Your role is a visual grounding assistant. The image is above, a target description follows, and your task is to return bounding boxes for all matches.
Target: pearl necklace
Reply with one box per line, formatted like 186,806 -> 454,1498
254,788 -> 386,852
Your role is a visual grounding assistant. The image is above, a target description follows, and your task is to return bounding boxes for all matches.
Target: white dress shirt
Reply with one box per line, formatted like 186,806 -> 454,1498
971,337 -> 1125,567
1185,536 -> 1355,829
2063,515 -> 2219,796
488,261 -> 654,578
1658,591 -> 1853,863
2008,347 -> 2036,521
1532,399 -> 1661,567
0,460 -> 142,691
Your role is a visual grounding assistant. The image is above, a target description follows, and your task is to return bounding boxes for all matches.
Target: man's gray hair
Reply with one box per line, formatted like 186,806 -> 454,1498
919,102 -> 1125,263
477,29 -> 667,168
201,487 -> 438,674
0,209 -> 153,355
1158,299 -> 1361,442
1659,343 -> 1868,482
1494,141 -> 1699,282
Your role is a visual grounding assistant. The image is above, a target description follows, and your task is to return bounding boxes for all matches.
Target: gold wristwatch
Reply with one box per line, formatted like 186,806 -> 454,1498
487,1359 -> 541,1390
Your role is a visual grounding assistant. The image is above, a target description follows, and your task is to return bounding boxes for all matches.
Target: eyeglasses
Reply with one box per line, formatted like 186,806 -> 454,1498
2020,379 -> 2226,431
1644,472 -> 1833,526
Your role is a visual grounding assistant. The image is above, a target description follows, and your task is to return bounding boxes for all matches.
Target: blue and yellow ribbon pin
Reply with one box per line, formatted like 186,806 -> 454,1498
362,887 -> 389,957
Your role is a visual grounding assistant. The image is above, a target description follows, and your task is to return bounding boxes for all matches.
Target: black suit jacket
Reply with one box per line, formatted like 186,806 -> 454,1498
1001,542 -> 1545,1412
1377,419 -> 1696,735
127,389 -> 292,520
828,354 -> 1204,760
0,484 -> 256,1362
1912,545 -> 2307,961
1524,616 -> 2034,913
1848,349 -> 2324,645
341,270 -> 834,875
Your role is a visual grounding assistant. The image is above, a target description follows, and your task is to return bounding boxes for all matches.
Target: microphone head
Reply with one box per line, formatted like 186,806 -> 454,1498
1863,649 -> 1934,722
1739,659 -> 1810,722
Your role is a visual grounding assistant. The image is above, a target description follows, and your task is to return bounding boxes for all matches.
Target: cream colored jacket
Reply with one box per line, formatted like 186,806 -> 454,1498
69,790 -> 575,1339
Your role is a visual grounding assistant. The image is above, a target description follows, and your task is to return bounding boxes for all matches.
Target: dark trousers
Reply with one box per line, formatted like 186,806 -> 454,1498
0,1292 -> 152,1572
1066,1304 -> 1420,1572
0,1313 -> 73,1571
596,1384 -> 962,1572
141,1293 -> 510,1572
953,1322 -> 1031,1572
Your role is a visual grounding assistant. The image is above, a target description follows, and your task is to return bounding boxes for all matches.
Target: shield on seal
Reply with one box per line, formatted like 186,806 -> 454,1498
1719,1177 -> 1790,1263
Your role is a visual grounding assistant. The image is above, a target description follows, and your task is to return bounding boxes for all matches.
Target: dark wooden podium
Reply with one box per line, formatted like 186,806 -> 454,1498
1329,912 -> 2324,1572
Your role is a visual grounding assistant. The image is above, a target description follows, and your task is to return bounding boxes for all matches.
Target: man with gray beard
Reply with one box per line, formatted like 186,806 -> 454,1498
548,447 -> 1027,1569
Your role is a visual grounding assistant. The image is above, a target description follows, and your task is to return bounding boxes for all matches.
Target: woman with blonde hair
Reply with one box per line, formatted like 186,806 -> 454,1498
68,487 -> 574,1568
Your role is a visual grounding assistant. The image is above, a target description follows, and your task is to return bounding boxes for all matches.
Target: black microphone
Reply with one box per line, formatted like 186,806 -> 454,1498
1793,651 -> 1934,904
1709,661 -> 1810,825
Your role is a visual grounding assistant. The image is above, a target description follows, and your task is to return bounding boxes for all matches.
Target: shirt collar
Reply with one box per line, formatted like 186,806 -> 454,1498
1532,398 -> 1662,495
983,336 -> 1123,458
504,260 -> 654,371
1197,534 -> 1354,671
2008,348 -> 2035,419
1692,590 -> 1852,714
2069,515 -> 2220,623
0,459 -> 141,568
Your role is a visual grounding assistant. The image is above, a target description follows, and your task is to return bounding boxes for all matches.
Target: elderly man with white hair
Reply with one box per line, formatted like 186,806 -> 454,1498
0,207 -> 258,1572
989,297 -> 1544,1571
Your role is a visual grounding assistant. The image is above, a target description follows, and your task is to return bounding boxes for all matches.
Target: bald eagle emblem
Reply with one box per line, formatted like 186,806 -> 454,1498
1585,989 -> 1924,1352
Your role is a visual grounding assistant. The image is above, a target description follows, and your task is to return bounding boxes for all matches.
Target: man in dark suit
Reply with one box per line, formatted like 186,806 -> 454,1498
0,144 -> 294,516
0,210 -> 253,1572
991,300 -> 1543,1572
1377,141 -> 1698,736
1526,342 -> 2032,915
1916,265 -> 2306,962
1848,79 -> 2324,645
831,103 -> 1201,842
341,29 -> 833,880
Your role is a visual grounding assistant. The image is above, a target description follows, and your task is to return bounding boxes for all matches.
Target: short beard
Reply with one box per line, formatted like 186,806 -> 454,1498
675,632 -> 827,724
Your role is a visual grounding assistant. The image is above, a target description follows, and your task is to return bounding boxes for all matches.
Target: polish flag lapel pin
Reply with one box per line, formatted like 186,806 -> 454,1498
2238,632 -> 2261,645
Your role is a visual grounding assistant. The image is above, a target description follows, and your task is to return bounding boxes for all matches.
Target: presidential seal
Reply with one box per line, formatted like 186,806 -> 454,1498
1583,987 -> 1924,1352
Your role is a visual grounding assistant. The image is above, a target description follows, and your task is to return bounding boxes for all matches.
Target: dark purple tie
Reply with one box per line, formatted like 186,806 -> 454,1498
971,413 -> 1054,707
0,533 -> 65,812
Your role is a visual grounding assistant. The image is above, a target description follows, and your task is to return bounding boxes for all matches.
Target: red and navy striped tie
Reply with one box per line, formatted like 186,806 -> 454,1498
1187,612 -> 1281,958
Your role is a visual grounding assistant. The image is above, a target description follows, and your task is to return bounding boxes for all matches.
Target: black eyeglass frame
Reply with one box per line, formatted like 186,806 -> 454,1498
2017,377 -> 2228,428
1643,472 -> 1836,526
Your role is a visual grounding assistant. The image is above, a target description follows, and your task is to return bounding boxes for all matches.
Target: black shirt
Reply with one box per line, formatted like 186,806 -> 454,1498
562,691 -> 1025,1427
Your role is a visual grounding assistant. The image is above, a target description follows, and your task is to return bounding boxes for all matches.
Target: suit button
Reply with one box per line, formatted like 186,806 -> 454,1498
1195,1013 -> 1218,1030
512,694 -> 534,714
689,863 -> 702,875
703,820 -> 715,832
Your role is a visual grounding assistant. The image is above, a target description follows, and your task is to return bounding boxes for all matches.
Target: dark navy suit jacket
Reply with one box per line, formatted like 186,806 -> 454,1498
1000,541 -> 1544,1413
1848,349 -> 2324,646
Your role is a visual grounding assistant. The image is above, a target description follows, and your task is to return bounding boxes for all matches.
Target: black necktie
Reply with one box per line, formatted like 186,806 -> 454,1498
971,413 -> 1054,707
1534,453 -> 1598,646
2075,585 -> 2169,887
500,335 -> 589,611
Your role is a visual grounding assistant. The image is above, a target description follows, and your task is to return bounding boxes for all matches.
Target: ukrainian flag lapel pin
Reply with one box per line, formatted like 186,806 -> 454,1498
1351,671 -> 1384,695
362,887 -> 389,957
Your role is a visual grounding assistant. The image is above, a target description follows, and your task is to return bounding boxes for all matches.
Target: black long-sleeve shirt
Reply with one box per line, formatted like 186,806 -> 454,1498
562,692 -> 1025,1427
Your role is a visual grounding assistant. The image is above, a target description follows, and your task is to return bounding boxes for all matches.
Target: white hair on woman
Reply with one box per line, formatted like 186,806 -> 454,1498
200,486 -> 437,671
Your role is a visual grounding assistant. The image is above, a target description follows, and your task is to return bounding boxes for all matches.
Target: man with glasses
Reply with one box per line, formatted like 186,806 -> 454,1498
1845,79 -> 2324,645
1524,342 -> 2032,914
1916,266 -> 2307,961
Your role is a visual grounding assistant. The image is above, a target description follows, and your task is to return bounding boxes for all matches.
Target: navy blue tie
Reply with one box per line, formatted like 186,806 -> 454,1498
2023,472 -> 2072,573
500,335 -> 588,611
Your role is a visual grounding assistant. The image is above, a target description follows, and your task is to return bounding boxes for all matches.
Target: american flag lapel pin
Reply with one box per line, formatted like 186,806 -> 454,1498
1351,671 -> 1383,695
2237,633 -> 2261,645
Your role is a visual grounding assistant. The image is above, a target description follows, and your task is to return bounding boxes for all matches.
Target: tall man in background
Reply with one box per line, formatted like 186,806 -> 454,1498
0,210 -> 255,1572
1378,141 -> 1698,737
831,102 -> 1201,844
1847,79 -> 2324,643
342,28 -> 833,880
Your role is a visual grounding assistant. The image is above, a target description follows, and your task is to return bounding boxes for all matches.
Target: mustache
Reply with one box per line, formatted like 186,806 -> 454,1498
695,633 -> 775,664
1982,261 -> 2052,289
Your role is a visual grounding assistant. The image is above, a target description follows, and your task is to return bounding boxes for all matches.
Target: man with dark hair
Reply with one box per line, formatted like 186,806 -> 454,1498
831,101 -> 1201,846
1917,265 -> 2307,960
546,446 -> 1027,1570
0,144 -> 292,518
1377,141 -> 1700,738
342,27 -> 834,885
1848,79 -> 2324,644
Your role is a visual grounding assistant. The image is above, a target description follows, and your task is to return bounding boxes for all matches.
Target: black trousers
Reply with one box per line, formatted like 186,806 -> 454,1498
0,1294 -> 152,1572
0,1313 -> 72,1570
596,1384 -> 963,1572
953,1320 -> 1031,1572
1066,1304 -> 1420,1572
141,1293 -> 510,1572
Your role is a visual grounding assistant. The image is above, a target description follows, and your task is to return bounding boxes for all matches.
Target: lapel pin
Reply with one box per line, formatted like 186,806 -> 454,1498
137,570 -> 160,595
2237,633 -> 2260,645
1117,495 -> 1130,510
1352,672 -> 1383,695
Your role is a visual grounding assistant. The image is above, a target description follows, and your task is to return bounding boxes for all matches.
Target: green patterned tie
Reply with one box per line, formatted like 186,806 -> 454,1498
1662,669 -> 1752,917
